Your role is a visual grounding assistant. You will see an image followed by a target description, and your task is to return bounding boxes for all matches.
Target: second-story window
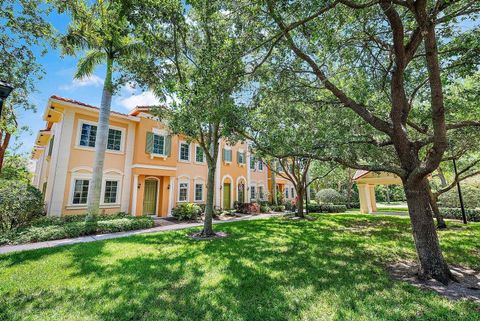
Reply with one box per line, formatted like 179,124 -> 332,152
237,151 -> 245,164
80,123 -> 122,151
153,134 -> 165,155
258,161 -> 264,171
107,129 -> 122,151
223,148 -> 232,162
195,145 -> 205,163
80,123 -> 97,148
250,157 -> 255,170
180,142 -> 190,161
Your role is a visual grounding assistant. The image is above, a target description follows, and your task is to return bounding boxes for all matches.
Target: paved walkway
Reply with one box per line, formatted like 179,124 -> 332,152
0,213 -> 282,255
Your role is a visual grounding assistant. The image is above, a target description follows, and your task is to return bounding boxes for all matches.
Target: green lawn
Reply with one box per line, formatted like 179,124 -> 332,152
0,214 -> 479,321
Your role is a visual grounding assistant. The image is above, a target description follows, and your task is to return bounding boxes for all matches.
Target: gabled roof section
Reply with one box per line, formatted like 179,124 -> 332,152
353,170 -> 370,180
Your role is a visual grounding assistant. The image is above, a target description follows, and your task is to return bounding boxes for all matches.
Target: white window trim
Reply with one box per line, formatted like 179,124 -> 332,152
67,172 -> 122,208
75,119 -> 126,154
194,144 -> 206,164
250,184 -> 257,201
194,178 -> 205,202
257,161 -> 264,172
178,141 -> 191,163
150,132 -> 168,159
177,178 -> 190,202
258,185 -> 265,200
223,146 -> 232,164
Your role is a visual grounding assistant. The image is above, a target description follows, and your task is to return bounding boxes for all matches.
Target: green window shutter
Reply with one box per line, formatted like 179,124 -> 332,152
145,132 -> 154,154
165,135 -> 172,156
228,150 -> 232,162
237,151 -> 240,164
223,149 -> 226,161
48,135 -> 55,156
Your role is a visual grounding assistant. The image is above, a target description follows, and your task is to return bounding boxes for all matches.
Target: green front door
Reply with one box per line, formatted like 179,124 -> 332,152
143,179 -> 158,215
223,183 -> 231,209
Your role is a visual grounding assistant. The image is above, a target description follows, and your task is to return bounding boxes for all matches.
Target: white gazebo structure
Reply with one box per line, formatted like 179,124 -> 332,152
353,170 -> 402,214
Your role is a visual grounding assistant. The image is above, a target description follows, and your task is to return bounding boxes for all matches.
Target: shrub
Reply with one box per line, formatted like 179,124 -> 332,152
172,203 -> 202,220
235,202 -> 261,214
271,205 -> 286,212
315,189 -> 345,205
284,200 -> 296,211
260,204 -> 270,213
0,216 -> 155,245
307,204 -> 347,213
0,179 -> 44,231
439,207 -> 480,222
346,202 -> 360,209
439,185 -> 480,209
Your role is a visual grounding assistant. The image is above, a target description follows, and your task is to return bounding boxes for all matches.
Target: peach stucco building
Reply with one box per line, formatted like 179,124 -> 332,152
32,96 -> 296,217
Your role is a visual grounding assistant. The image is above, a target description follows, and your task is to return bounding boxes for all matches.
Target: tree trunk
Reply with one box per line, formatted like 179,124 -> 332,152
0,131 -> 11,174
404,178 -> 452,284
202,163 -> 216,236
427,185 -> 447,229
437,167 -> 448,187
386,186 -> 391,204
271,161 -> 277,205
87,57 -> 114,221
296,187 -> 305,218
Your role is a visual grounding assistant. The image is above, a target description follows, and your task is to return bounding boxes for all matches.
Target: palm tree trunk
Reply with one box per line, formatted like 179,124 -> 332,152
86,57 -> 114,221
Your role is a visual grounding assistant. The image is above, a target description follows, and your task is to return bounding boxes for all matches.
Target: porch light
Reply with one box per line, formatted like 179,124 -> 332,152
0,80 -> 14,120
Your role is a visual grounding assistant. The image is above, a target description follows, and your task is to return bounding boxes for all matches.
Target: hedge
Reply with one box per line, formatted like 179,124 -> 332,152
0,216 -> 154,245
172,203 -> 202,221
307,204 -> 347,213
439,207 -> 480,222
235,202 -> 260,214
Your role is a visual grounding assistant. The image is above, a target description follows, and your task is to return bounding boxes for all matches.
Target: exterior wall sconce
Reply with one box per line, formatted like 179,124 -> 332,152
167,184 -> 170,190
137,183 -> 141,189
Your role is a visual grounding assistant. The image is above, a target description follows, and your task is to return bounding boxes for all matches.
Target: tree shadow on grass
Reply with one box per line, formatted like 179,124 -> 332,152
0,217 -> 478,320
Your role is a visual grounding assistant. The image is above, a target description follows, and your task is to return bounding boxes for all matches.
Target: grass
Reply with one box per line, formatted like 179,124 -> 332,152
0,213 -> 479,321
376,206 -> 409,212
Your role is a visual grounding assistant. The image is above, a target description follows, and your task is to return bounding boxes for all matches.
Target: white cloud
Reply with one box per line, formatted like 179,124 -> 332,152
60,74 -> 104,91
118,91 -> 160,110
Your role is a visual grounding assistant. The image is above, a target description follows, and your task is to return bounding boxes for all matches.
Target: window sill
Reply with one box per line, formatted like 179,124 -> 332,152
150,153 -> 168,160
74,146 -> 125,155
178,159 -> 191,163
66,204 -> 121,210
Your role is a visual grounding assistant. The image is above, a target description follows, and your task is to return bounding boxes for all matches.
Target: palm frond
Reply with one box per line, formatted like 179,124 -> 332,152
74,50 -> 106,80
116,41 -> 147,58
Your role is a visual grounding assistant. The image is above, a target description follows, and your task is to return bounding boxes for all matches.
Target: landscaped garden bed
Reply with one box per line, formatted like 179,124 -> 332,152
0,213 -> 154,245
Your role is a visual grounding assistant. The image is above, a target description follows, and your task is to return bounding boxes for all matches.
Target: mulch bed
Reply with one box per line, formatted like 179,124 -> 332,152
187,231 -> 228,240
387,260 -> 480,303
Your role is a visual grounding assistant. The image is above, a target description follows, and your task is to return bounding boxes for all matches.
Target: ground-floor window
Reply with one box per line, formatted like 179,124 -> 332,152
73,179 -> 89,204
179,182 -> 189,202
104,180 -> 119,204
259,186 -> 264,200
286,188 -> 289,199
250,186 -> 256,200
291,187 -> 295,198
195,183 -> 203,201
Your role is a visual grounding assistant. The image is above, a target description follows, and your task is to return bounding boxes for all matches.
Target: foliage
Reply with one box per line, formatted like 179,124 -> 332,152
172,203 -> 202,221
284,200 -> 296,211
259,204 -> 270,213
375,185 -> 406,203
439,208 -> 480,222
235,202 -> 260,214
0,215 -> 154,245
307,204 -> 347,213
439,185 -> 480,209
271,205 -> 285,212
0,179 -> 44,231
0,152 -> 33,183
315,189 -> 345,205
1,215 -> 478,320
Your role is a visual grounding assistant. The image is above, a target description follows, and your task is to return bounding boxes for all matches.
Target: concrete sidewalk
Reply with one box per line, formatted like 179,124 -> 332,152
0,213 -> 282,255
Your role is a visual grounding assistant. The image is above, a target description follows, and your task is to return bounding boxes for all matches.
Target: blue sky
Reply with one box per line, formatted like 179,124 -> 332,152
12,9 -> 159,155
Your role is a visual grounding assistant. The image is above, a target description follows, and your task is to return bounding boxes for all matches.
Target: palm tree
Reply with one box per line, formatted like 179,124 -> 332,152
60,0 -> 143,222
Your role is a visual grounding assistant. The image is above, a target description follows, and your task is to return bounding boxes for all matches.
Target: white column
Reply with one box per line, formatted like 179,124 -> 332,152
121,122 -> 135,212
365,184 -> 373,214
168,176 -> 175,216
247,149 -> 251,203
47,111 -> 74,216
131,174 -> 139,216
